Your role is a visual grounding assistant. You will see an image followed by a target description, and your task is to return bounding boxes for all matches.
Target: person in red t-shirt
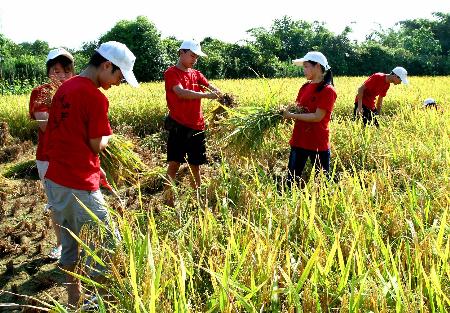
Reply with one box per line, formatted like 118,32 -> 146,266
354,66 -> 408,126
163,39 -> 221,207
44,41 -> 138,307
29,48 -> 75,261
283,51 -> 337,186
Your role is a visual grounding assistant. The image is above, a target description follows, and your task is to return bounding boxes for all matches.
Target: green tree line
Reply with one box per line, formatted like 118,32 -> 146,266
0,13 -> 449,94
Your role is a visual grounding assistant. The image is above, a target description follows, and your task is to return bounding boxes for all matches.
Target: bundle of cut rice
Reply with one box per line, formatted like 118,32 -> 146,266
219,106 -> 286,153
100,135 -> 148,188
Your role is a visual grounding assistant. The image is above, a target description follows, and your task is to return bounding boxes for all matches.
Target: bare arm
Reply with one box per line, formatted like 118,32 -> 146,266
89,135 -> 111,154
34,112 -> 49,132
283,108 -> 327,123
172,85 -> 217,100
356,84 -> 365,114
376,96 -> 384,114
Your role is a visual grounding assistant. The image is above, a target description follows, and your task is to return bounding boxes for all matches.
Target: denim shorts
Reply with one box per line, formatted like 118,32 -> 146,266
44,179 -> 112,270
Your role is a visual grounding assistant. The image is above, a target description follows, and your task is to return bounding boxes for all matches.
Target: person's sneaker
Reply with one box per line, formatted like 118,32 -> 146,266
48,245 -> 62,260
80,295 -> 98,311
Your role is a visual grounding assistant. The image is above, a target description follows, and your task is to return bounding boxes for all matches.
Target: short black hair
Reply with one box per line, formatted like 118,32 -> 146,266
46,55 -> 74,76
88,51 -> 120,72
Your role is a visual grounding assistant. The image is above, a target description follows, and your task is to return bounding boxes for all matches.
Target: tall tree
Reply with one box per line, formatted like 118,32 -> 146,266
100,16 -> 166,81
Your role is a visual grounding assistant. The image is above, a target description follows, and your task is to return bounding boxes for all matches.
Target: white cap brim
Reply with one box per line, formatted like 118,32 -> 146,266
191,48 -> 207,57
400,76 -> 408,84
122,70 -> 139,87
292,58 -> 330,70
292,58 -> 306,66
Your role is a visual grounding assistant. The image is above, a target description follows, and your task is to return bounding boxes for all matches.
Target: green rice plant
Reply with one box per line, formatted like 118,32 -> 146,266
2,159 -> 38,179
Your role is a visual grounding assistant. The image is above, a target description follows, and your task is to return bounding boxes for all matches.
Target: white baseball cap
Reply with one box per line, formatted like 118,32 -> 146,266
179,39 -> 207,57
293,51 -> 330,71
96,41 -> 139,87
423,98 -> 437,106
46,48 -> 74,63
392,66 -> 408,84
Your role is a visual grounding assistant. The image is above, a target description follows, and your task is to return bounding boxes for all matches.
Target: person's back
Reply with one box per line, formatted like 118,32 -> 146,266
46,76 -> 111,191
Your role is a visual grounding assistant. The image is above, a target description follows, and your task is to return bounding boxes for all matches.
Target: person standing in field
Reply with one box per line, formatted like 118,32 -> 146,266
354,67 -> 408,126
283,51 -> 337,185
44,41 -> 138,308
163,39 -> 221,207
29,48 -> 75,260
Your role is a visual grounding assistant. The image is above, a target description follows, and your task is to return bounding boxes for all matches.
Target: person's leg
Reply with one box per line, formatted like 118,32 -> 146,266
164,161 -> 180,207
361,106 -> 372,126
371,109 -> 379,128
187,130 -> 207,190
50,210 -> 62,247
187,164 -> 201,189
287,147 -> 309,187
165,126 -> 187,207
44,179 -> 82,307
37,161 -> 61,256
312,149 -> 331,178
63,263 -> 81,307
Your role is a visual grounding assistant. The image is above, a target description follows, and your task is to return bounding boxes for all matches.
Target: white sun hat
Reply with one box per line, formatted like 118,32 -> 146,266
46,48 -> 74,63
423,98 -> 437,106
392,66 -> 408,84
293,51 -> 330,70
179,39 -> 207,57
96,41 -> 139,87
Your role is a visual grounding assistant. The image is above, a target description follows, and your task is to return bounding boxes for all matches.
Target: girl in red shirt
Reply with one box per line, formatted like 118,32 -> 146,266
29,48 -> 74,260
283,51 -> 337,186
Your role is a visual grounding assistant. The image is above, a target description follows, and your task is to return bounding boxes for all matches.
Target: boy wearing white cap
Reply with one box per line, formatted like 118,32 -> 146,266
163,39 -> 221,207
29,47 -> 75,260
44,41 -> 138,307
354,66 -> 408,126
283,51 -> 337,185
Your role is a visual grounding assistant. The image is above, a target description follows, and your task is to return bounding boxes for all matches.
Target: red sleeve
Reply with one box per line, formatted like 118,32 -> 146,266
197,71 -> 209,89
317,86 -> 337,112
164,68 -> 181,92
29,86 -> 51,119
87,93 -> 112,139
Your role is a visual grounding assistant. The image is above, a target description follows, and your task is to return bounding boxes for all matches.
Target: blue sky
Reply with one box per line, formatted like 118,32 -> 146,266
0,0 -> 449,49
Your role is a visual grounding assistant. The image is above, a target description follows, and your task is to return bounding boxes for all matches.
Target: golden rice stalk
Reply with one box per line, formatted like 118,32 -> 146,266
219,105 -> 286,153
100,135 -> 148,188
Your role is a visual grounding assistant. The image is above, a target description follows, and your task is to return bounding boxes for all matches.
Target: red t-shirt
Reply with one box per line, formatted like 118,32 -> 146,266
45,76 -> 113,191
164,66 -> 209,130
289,82 -> 337,151
29,83 -> 55,161
354,73 -> 390,110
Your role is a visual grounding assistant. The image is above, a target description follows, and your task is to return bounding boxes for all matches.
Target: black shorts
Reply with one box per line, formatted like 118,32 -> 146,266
165,116 -> 207,165
353,102 -> 379,127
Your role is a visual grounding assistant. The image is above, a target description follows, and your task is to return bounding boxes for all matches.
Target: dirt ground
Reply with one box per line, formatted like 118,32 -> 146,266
0,156 -> 68,311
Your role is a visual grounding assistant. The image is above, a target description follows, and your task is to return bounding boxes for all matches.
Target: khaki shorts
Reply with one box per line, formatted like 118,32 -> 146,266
44,179 -> 114,273
36,160 -> 52,211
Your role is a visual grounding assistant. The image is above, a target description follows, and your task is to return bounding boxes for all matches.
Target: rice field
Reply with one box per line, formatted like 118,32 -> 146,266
0,76 -> 449,312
